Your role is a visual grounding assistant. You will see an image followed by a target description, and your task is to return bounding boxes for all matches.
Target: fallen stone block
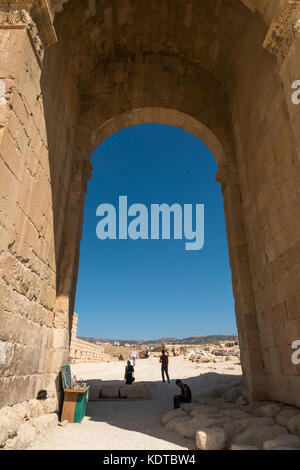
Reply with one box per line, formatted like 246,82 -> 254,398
119,385 -> 150,399
39,398 -> 58,414
192,414 -> 230,429
12,402 -> 29,422
222,409 -> 250,420
287,414 -> 300,436
172,415 -> 227,439
89,385 -> 102,401
220,402 -> 240,410
223,417 -> 274,442
30,413 -> 58,435
10,422 -> 37,450
253,402 -> 284,419
231,444 -> 259,450
223,385 -> 243,403
26,399 -> 44,418
275,408 -> 300,426
188,404 -> 221,417
161,408 -> 186,425
196,426 -> 226,450
236,396 -> 248,407
165,415 -> 190,432
232,424 -> 287,449
263,434 -> 300,450
0,421 -> 9,448
181,403 -> 198,413
100,385 -> 120,398
171,417 -> 197,438
225,356 -> 237,362
243,401 -> 270,414
269,446 -> 300,450
0,406 -> 22,437
213,358 -> 224,363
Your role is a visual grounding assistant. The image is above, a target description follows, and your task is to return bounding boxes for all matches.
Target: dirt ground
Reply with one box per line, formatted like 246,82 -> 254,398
28,356 -> 242,450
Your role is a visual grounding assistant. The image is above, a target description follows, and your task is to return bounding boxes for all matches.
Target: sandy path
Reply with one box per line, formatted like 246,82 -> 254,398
28,357 -> 242,450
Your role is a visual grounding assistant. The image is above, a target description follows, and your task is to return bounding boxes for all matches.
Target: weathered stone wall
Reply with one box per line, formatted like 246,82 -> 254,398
69,338 -> 104,363
0,20 -> 58,407
0,6 -> 79,407
227,4 -> 300,406
69,313 -> 104,363
0,397 -> 58,450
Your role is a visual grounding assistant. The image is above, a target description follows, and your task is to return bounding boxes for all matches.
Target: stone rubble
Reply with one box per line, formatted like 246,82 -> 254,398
182,341 -> 240,365
161,395 -> 300,450
0,398 -> 59,450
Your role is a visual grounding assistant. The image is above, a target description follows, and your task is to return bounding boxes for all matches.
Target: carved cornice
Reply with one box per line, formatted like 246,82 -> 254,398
31,0 -> 57,48
0,1 -> 57,65
0,9 -> 44,66
263,0 -> 300,62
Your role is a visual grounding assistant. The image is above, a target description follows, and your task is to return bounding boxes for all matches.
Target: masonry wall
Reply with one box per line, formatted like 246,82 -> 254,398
0,17 -> 79,407
0,27 -> 58,407
69,338 -> 104,363
229,14 -> 300,406
69,313 -> 104,363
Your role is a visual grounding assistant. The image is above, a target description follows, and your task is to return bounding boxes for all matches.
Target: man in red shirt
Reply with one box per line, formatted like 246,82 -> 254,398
159,349 -> 170,383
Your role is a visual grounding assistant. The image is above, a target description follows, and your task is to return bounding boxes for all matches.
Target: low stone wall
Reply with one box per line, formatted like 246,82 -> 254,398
103,345 -> 134,360
69,338 -> 104,363
88,383 -> 150,401
0,397 -> 58,450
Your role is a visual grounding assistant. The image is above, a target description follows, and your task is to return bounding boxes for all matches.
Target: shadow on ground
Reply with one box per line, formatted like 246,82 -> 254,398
83,371 -> 242,450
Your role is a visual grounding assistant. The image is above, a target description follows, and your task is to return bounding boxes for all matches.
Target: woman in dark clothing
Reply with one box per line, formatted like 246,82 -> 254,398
124,360 -> 135,384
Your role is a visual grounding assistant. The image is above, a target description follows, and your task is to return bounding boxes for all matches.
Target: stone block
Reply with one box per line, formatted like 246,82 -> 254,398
101,385 -> 120,398
119,384 -> 150,399
196,427 -> 226,450
287,414 -> 300,436
27,399 -> 44,419
161,408 -> 186,425
232,424 -> 287,449
263,434 -> 300,450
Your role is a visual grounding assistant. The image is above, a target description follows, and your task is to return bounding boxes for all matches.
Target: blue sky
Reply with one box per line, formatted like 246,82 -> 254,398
74,124 -> 237,340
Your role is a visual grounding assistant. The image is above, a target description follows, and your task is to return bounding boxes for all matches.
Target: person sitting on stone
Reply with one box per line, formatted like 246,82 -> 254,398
124,360 -> 135,384
173,379 -> 192,409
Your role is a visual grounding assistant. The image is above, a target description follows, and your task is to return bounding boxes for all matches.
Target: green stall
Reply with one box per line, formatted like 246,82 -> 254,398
60,365 -> 90,423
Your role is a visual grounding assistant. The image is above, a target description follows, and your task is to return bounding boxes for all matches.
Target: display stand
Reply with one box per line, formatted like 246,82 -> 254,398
60,365 -> 90,423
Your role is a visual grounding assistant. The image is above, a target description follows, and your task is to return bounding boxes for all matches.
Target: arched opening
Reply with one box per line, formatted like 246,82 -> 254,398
75,122 -> 236,341
2,0 -> 300,419
58,107 -> 263,404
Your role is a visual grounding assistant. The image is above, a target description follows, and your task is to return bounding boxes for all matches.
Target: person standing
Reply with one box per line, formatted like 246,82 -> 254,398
159,349 -> 170,383
124,360 -> 135,384
131,347 -> 138,366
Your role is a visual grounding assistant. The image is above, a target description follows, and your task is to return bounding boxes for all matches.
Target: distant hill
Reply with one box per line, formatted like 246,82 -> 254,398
79,335 -> 237,346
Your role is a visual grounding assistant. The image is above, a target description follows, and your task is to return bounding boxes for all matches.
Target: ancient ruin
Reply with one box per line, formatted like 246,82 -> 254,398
69,313 -> 104,363
1,0 -> 300,420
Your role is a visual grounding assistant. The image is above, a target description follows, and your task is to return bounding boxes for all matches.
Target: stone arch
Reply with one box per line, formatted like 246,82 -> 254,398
57,104 -> 263,402
92,107 -> 227,168
1,0 -> 300,409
